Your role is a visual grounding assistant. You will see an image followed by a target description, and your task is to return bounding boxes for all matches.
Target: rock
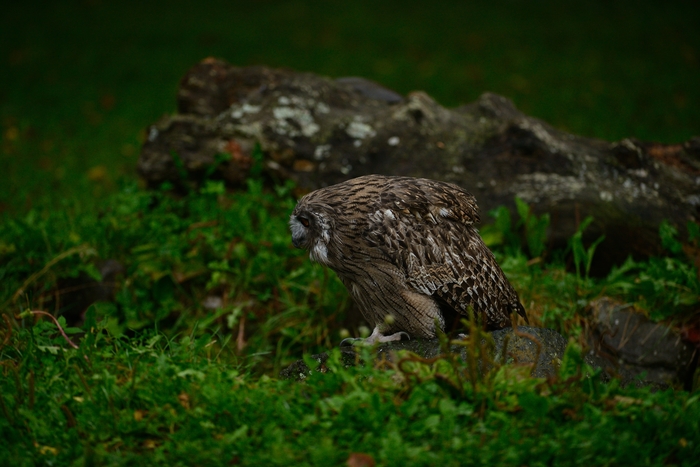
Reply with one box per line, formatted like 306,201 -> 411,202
280,326 -> 601,381
587,297 -> 698,390
52,259 -> 125,326
280,348 -> 359,382
138,59 -> 700,271
282,302 -> 698,390
334,77 -> 404,104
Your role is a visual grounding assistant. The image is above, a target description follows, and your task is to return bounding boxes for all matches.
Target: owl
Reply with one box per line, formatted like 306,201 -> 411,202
290,175 -> 527,344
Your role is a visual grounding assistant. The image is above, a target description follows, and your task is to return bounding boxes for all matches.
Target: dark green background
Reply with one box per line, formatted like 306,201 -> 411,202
2,0 -> 698,211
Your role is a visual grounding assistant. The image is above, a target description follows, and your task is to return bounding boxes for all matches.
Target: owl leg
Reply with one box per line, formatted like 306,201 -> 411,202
340,326 -> 410,347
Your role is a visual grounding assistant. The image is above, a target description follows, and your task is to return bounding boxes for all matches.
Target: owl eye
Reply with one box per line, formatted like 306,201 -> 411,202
297,216 -> 310,227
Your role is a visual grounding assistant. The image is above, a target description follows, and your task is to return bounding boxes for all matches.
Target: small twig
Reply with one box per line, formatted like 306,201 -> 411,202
0,390 -> 12,423
11,363 -> 23,405
23,310 -> 79,349
73,364 -> 92,399
236,315 -> 247,352
187,220 -> 219,231
639,322 -> 662,346
61,404 -> 77,428
1,313 -> 12,346
28,370 -> 35,410
618,310 -> 639,350
501,333 -> 512,366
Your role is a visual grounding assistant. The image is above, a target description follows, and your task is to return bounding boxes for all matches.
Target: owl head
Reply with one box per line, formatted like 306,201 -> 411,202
289,199 -> 335,265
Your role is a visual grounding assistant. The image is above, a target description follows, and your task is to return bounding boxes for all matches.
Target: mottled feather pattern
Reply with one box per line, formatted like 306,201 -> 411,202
290,175 -> 527,341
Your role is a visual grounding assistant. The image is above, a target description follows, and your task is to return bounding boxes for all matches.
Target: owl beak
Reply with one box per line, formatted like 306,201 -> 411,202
292,236 -> 301,248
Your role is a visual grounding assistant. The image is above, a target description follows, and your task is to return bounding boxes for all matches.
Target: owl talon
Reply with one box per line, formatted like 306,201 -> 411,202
370,331 -> 410,343
340,327 -> 411,347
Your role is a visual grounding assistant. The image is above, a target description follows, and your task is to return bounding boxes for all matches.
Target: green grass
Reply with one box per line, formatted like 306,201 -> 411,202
2,317 -> 699,466
0,177 -> 351,374
1,1 -> 700,464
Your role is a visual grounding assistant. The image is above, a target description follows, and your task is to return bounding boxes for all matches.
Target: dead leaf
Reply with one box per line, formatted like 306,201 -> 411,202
34,442 -> 58,456
143,439 -> 158,449
87,165 -> 107,181
100,94 -> 116,111
293,159 -> 316,172
178,392 -> 191,410
347,452 -> 375,467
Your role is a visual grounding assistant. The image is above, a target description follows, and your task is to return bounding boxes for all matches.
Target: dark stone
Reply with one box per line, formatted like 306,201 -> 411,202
52,259 -> 124,326
282,311 -> 699,390
586,297 -> 698,390
280,349 -> 359,382
280,326 -> 603,382
139,59 -> 700,272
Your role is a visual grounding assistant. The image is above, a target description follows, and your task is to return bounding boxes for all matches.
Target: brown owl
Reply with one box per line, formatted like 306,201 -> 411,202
290,175 -> 527,344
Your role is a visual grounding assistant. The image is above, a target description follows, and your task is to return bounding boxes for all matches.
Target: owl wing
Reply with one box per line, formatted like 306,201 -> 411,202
365,178 -> 526,329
